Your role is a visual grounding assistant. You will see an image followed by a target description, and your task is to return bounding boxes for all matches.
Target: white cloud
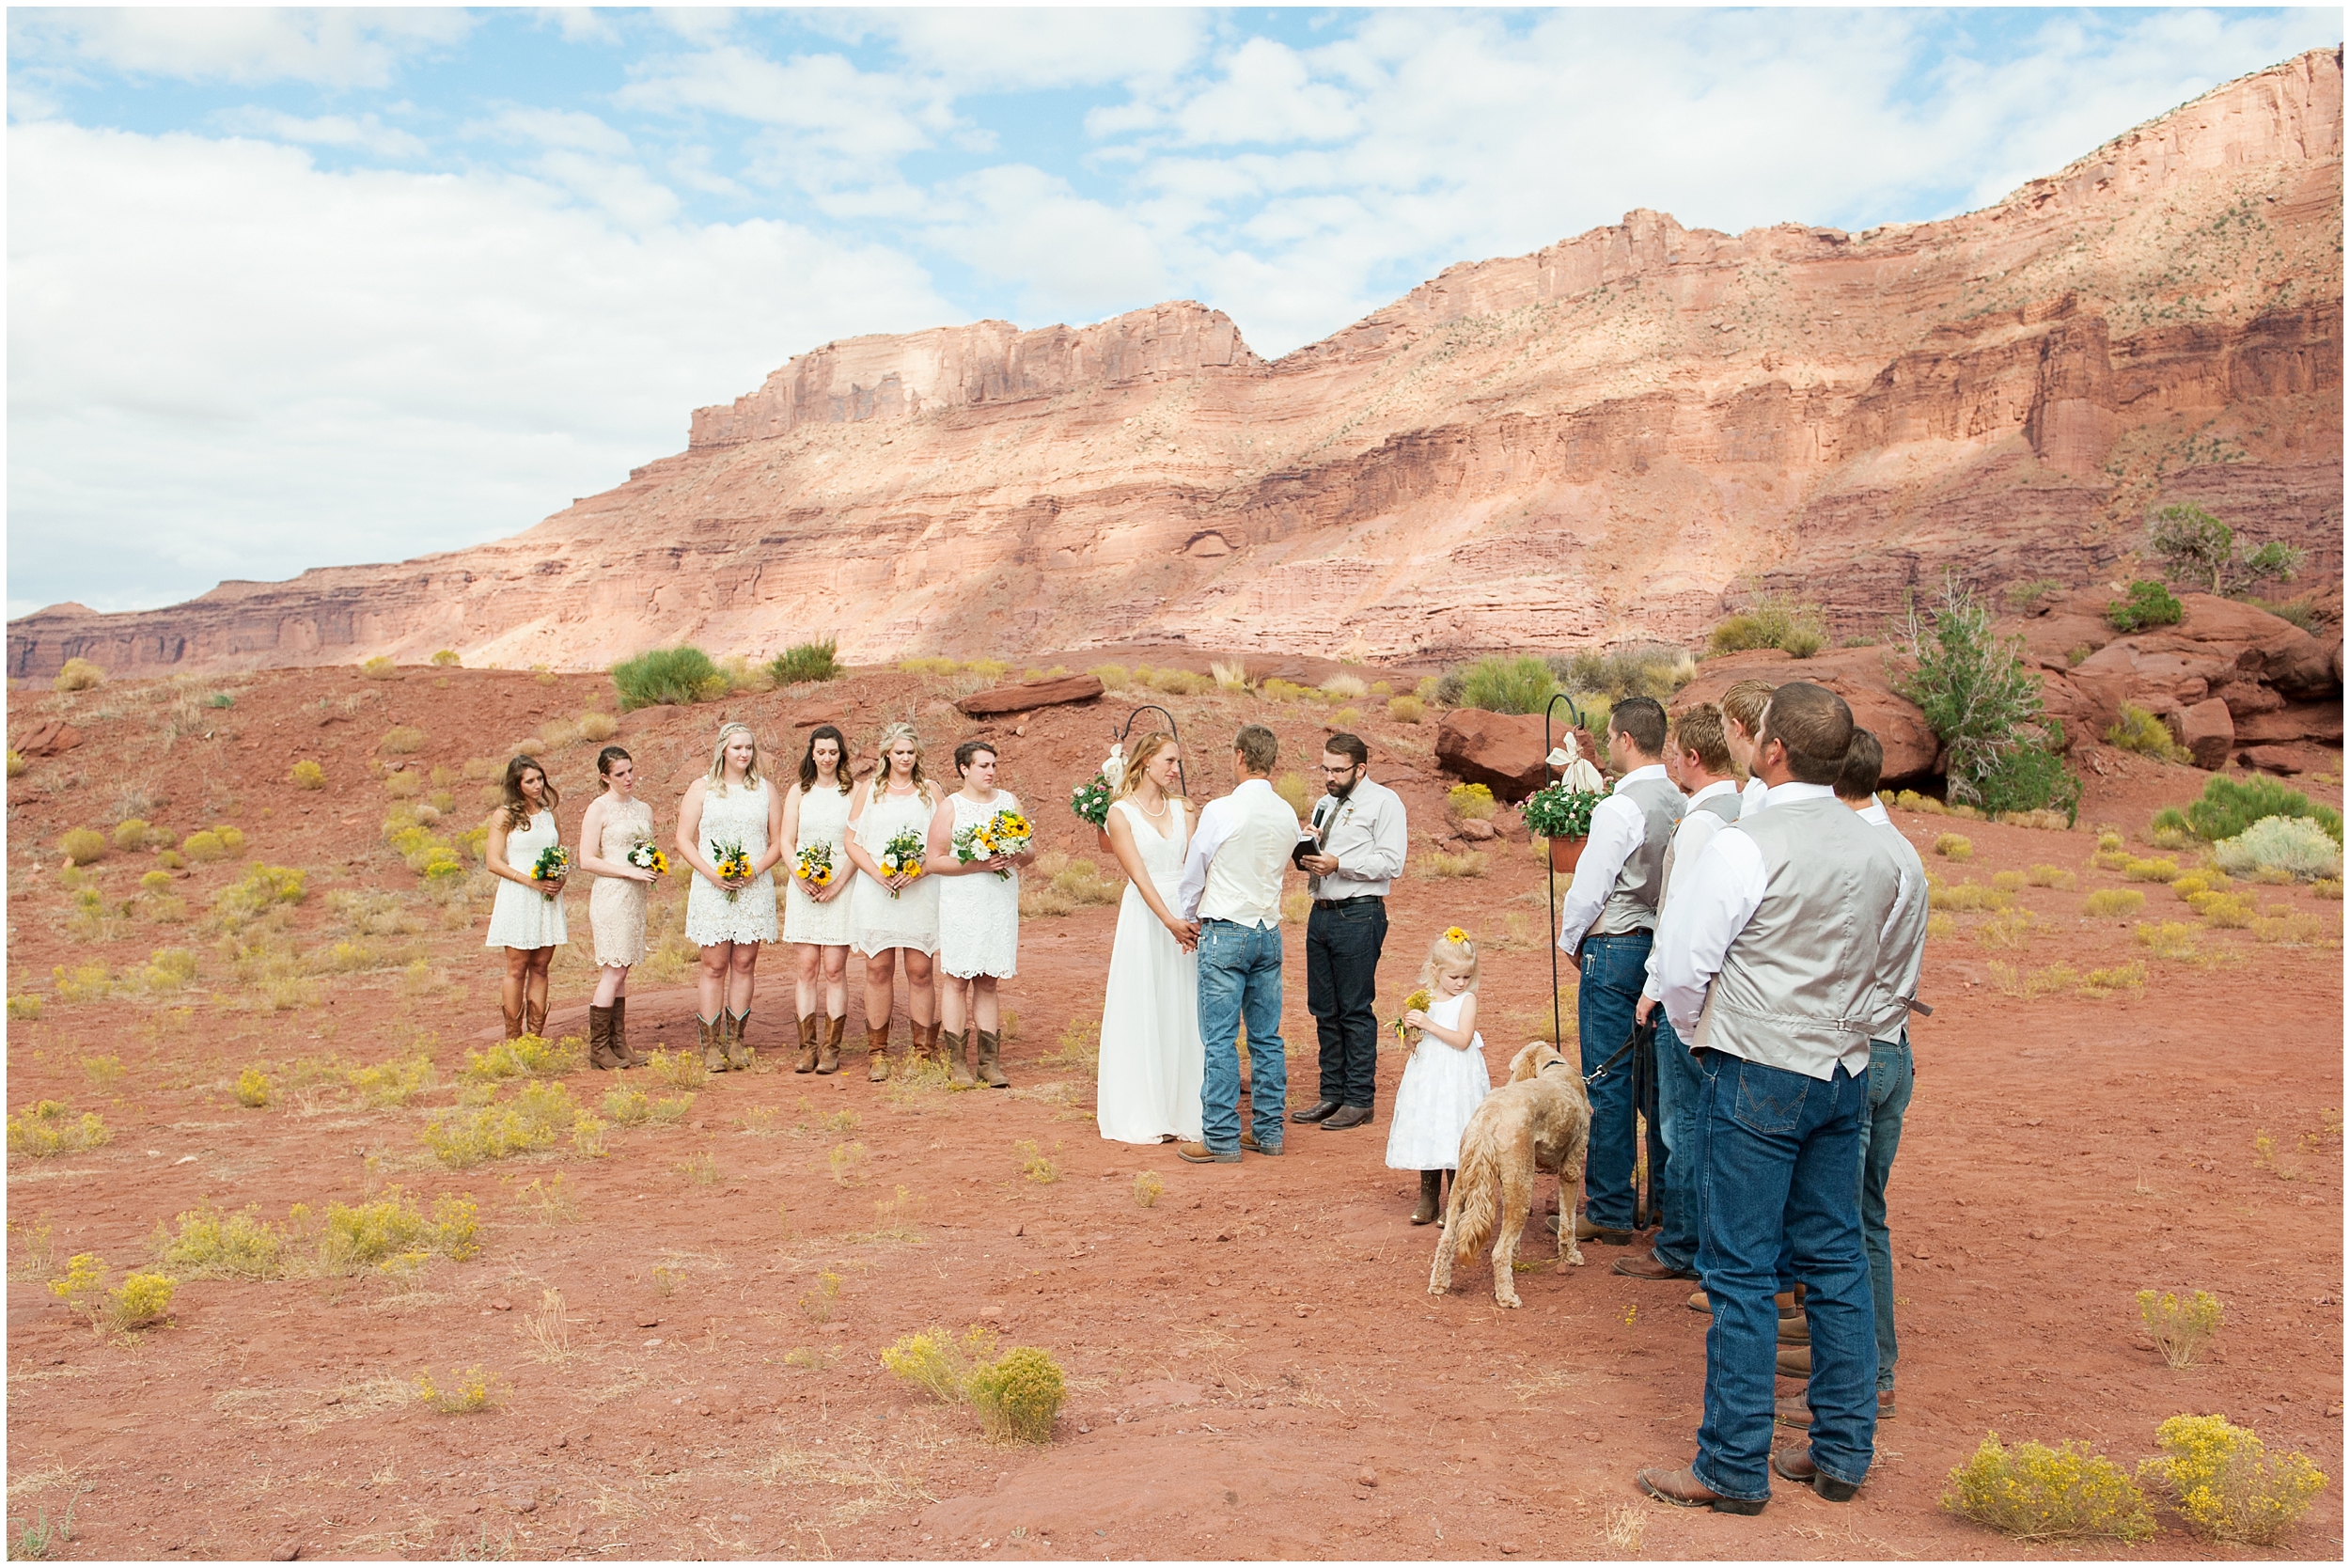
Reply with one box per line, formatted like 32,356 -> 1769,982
920,164 -> 1172,321
8,7 -> 474,87
618,45 -> 947,172
841,8 -> 1212,91
6,120 -> 953,613
213,106 -> 429,159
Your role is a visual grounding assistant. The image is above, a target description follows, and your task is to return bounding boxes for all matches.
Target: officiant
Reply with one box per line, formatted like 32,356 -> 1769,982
1292,732 -> 1409,1132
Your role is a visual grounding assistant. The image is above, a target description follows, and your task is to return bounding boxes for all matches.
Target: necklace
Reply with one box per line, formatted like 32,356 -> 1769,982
1136,793 -> 1168,820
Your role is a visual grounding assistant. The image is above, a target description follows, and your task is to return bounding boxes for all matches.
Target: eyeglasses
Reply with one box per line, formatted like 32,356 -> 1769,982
1320,762 -> 1362,776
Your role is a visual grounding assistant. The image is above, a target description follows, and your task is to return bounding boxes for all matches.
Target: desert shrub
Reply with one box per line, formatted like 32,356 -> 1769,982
348,1054 -> 437,1106
379,725 -> 427,755
289,760 -> 327,791
1386,694 -> 1427,725
2137,1289 -> 2221,1368
2189,890 -> 2256,927
421,1082 -> 581,1168
1447,782 -> 1497,822
2107,704 -> 2190,762
2077,963 -> 2146,996
1989,870 -> 2027,893
1018,853 -> 1123,919
1144,667 -> 1213,696
1942,1433 -> 2154,1543
2134,921 -> 2202,960
644,1047 -> 708,1091
53,657 -> 104,692
8,1102 -> 111,1157
1707,592 -> 1825,659
2145,503 -> 2306,597
180,829 -> 226,863
462,1034 -> 585,1082
1924,914 -> 1956,941
139,869 -> 171,892
215,865 -> 306,917
1322,673 -> 1369,700
51,963 -> 109,1003
1259,677 -> 1310,704
234,1067 -> 273,1108
882,1325 -> 997,1403
150,1201 -> 287,1279
2119,855 -> 2181,883
2025,864 -> 2077,889
1089,664 -> 1131,691
2213,816 -> 2342,881
105,1271 -> 178,1331
316,1189 -> 479,1269
360,655 -> 398,679
1456,655 -> 1557,714
1934,833 -> 1973,861
56,826 -> 106,866
2248,910 -> 2328,944
6,749 -> 24,777
769,637 -> 841,684
2140,1414 -> 2326,1544
429,649 -> 461,666
1268,772 -> 1310,818
1897,575 -> 2076,815
1134,1170 -> 1164,1207
1972,909 -> 2039,950
2083,888 -> 2146,917
2105,579 -> 2184,633
2182,775 -> 2342,845
577,711 -> 618,743
610,646 -> 721,711
2311,879 -> 2342,900
1930,881 -> 2012,913
1549,645 -> 1698,700
966,1346 -> 1066,1443
415,1366 -> 496,1413
1417,851 -> 1490,879
111,819 -> 153,853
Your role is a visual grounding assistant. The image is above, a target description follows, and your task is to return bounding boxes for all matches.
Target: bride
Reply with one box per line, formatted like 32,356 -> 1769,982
1094,732 -> 1205,1145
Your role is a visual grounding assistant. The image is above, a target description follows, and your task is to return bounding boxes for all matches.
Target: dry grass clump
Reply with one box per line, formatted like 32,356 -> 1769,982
1987,961 -> 2078,998
316,1188 -> 480,1270
1931,880 -> 2013,913
422,1081 -> 587,1167
1015,1138 -> 1060,1183
2139,1414 -> 2326,1544
1209,660 -> 1248,690
1944,1434 -> 2154,1542
379,725 -> 427,755
1266,772 -> 1310,817
1387,694 -> 1427,725
1134,1170 -> 1164,1207
882,1325 -> 997,1403
2134,921 -> 2203,961
49,1254 -> 176,1335
1935,833 -> 1974,861
58,826 -> 106,866
289,760 -> 327,790
1972,909 -> 2039,950
2025,864 -> 2076,888
1418,850 -> 1490,878
1925,913 -> 1957,941
1039,1017 -> 1100,1079
235,1066 -> 274,1108
829,1141 -> 870,1184
149,1201 -> 288,1278
1447,782 -> 1497,822
2122,856 -> 2183,883
2077,962 -> 2147,997
1018,852 -> 1123,918
6,748 -> 24,778
53,657 -> 105,692
2137,1289 -> 2221,1368
643,1047 -> 709,1090
2083,888 -> 2147,917
2248,910 -> 2328,945
8,1101 -> 112,1158
578,712 -> 618,742
415,1366 -> 497,1413
1990,869 -> 2027,893
2107,703 -> 2191,763
462,1034 -> 585,1082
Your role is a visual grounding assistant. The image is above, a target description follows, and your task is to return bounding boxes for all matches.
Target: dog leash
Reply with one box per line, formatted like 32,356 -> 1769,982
1582,1018 -> 1653,1088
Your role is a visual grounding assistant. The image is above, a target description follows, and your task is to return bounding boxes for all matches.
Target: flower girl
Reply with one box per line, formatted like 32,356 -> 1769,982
1384,928 -> 1491,1226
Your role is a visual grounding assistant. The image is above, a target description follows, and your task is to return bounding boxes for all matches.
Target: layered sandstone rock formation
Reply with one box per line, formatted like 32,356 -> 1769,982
10,50 -> 2342,684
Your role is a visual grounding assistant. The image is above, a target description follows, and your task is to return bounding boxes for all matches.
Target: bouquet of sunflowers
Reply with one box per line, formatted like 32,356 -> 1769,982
625,840 -> 668,878
954,808 -> 1031,881
530,843 -> 570,902
710,837 -> 752,902
879,827 -> 925,898
795,840 -> 836,889
1392,987 -> 1433,1048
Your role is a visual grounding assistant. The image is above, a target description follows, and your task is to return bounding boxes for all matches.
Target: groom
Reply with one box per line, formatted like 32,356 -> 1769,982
1174,724 -> 1301,1164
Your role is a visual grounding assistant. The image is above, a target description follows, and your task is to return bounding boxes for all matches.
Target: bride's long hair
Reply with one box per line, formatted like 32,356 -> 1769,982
1114,731 -> 1185,805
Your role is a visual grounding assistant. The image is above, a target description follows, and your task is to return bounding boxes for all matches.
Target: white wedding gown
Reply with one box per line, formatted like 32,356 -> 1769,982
1094,798 -> 1205,1144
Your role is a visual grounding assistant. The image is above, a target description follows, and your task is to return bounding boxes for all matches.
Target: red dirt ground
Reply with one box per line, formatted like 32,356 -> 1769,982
6,663 -> 2342,1561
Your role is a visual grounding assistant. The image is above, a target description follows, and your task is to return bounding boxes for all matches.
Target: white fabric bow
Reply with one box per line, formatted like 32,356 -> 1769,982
1547,733 -> 1606,794
1100,743 -> 1125,790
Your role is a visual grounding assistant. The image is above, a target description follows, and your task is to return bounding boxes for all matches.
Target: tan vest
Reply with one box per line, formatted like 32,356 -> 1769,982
1199,785 -> 1300,928
1594,774 -> 1684,936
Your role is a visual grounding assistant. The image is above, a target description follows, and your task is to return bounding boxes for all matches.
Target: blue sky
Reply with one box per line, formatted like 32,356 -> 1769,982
8,7 -> 2342,618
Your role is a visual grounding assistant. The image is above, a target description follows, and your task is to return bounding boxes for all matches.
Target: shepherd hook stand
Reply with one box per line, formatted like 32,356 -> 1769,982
1541,690 -> 1587,1054
1113,704 -> 1185,799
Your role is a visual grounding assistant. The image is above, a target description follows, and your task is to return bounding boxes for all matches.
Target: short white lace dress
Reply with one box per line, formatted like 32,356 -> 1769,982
782,782 -> 858,946
849,784 -> 941,957
1384,990 -> 1492,1170
684,777 -> 777,947
937,791 -> 1020,980
484,809 -> 567,951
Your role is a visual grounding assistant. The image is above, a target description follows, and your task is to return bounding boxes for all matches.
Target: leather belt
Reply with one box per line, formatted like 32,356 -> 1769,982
1312,895 -> 1384,909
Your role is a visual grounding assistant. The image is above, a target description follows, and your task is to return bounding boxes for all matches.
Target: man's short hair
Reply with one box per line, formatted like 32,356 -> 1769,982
1719,679 -> 1775,737
1835,729 -> 1884,802
1608,696 -> 1668,757
1234,724 -> 1278,774
1670,703 -> 1734,776
1324,731 -> 1369,767
1758,682 -> 1855,786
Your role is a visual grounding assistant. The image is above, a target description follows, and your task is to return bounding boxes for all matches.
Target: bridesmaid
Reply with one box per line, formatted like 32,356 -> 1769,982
843,723 -> 940,1082
576,745 -> 656,1071
676,722 -> 783,1072
482,754 -> 567,1040
781,724 -> 857,1074
927,740 -> 1035,1089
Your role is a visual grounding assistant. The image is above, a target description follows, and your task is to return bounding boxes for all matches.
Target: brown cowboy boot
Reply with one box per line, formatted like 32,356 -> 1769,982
921,1019 -> 943,1063
587,1004 -> 621,1070
725,1010 -> 752,1071
612,996 -> 646,1067
825,1015 -> 846,1072
793,1013 -> 820,1074
1411,1170 -> 1443,1225
524,996 -> 547,1041
976,1028 -> 1010,1089
697,1013 -> 725,1073
901,1020 -> 928,1066
868,1025 -> 892,1082
944,1028 -> 975,1089
501,1001 -> 525,1041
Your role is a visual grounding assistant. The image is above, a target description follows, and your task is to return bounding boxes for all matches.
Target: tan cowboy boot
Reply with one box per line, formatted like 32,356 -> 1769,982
917,1019 -> 941,1063
524,996 -> 547,1041
725,1010 -> 752,1071
858,1025 -> 885,1081
501,1001 -> 525,1041
976,1028 -> 1010,1089
944,1028 -> 975,1089
587,1004 -> 620,1070
793,1013 -> 820,1074
697,1013 -> 725,1073
612,996 -> 646,1068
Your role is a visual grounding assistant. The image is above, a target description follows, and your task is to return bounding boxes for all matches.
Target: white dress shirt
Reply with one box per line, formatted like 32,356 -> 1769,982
1640,778 -> 1741,1003
1856,795 -> 1891,827
1657,781 -> 1909,1077
1856,795 -> 1927,1038
1738,774 -> 1771,819
1176,778 -> 1300,927
1305,776 -> 1408,900
1554,763 -> 1673,959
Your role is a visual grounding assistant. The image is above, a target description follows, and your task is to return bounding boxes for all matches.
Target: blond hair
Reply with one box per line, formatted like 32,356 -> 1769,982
1418,929 -> 1480,993
869,721 -> 933,807
1114,731 -> 1186,805
1719,679 -> 1774,738
707,722 -> 761,794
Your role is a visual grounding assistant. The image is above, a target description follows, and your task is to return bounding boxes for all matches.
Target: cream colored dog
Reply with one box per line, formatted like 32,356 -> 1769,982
1428,1041 -> 1592,1309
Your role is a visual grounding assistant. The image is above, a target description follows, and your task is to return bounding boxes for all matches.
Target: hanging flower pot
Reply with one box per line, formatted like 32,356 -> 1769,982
1095,826 -> 1116,856
1548,834 -> 1587,874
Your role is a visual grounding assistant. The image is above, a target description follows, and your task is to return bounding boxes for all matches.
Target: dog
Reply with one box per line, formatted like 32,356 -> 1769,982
1428,1041 -> 1592,1309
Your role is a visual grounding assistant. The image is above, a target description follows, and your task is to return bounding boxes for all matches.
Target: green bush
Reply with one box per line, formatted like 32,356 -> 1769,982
768,638 -> 842,684
2182,775 -> 2342,845
966,1346 -> 1066,1443
1977,727 -> 2084,825
1454,655 -> 1557,714
610,647 -> 721,711
2107,703 -> 2189,762
2145,504 -> 2306,597
1546,645 -> 1696,700
2105,579 -> 2183,633
1897,575 -> 2077,814
1707,592 -> 1826,659
2212,816 -> 2342,881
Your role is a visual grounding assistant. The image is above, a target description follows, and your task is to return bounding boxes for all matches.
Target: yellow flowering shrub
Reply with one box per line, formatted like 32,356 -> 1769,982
1942,1434 -> 2154,1542
2140,1414 -> 2326,1544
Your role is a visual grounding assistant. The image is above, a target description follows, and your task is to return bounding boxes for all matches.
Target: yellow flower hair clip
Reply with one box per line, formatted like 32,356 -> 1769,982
1444,926 -> 1470,946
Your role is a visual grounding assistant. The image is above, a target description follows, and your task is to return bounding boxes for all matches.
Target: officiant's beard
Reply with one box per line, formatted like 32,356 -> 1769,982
1324,774 -> 1359,801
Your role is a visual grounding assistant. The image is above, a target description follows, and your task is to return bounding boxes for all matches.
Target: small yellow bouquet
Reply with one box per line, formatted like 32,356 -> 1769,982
625,840 -> 668,878
796,841 -> 835,888
1393,987 -> 1434,1047
710,837 -> 752,902
954,808 -> 1032,881
880,827 -> 925,898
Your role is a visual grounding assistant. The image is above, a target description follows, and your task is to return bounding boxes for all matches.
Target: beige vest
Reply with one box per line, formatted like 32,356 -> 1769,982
1200,785 -> 1300,928
1869,827 -> 1930,1042
1695,797 -> 1904,1077
1594,774 -> 1684,936
1660,788 -> 1743,892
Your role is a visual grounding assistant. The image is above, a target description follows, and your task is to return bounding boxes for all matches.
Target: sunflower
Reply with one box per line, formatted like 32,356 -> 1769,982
1445,926 -> 1469,946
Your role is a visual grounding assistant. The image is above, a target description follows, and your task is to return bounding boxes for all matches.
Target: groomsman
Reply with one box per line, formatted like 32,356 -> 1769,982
1639,682 -> 1906,1513
1718,679 -> 1775,819
1292,732 -> 1408,1132
1552,696 -> 1684,1245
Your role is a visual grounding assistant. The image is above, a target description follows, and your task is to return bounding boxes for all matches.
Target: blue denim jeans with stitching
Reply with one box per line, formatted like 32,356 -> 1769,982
1692,1050 -> 1876,1502
1197,918 -> 1289,1152
1576,932 -> 1652,1230
1650,1014 -> 1704,1271
1859,1034 -> 1913,1393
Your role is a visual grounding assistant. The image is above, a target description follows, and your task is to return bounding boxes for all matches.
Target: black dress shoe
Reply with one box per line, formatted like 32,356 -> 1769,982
1291,1100 -> 1342,1124
1319,1105 -> 1372,1130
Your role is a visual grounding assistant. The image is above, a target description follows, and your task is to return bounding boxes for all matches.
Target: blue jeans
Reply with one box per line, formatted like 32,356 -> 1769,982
1197,918 -> 1288,1152
1650,1014 -> 1704,1271
1576,933 -> 1652,1230
1859,1035 -> 1913,1393
1692,1051 -> 1876,1502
